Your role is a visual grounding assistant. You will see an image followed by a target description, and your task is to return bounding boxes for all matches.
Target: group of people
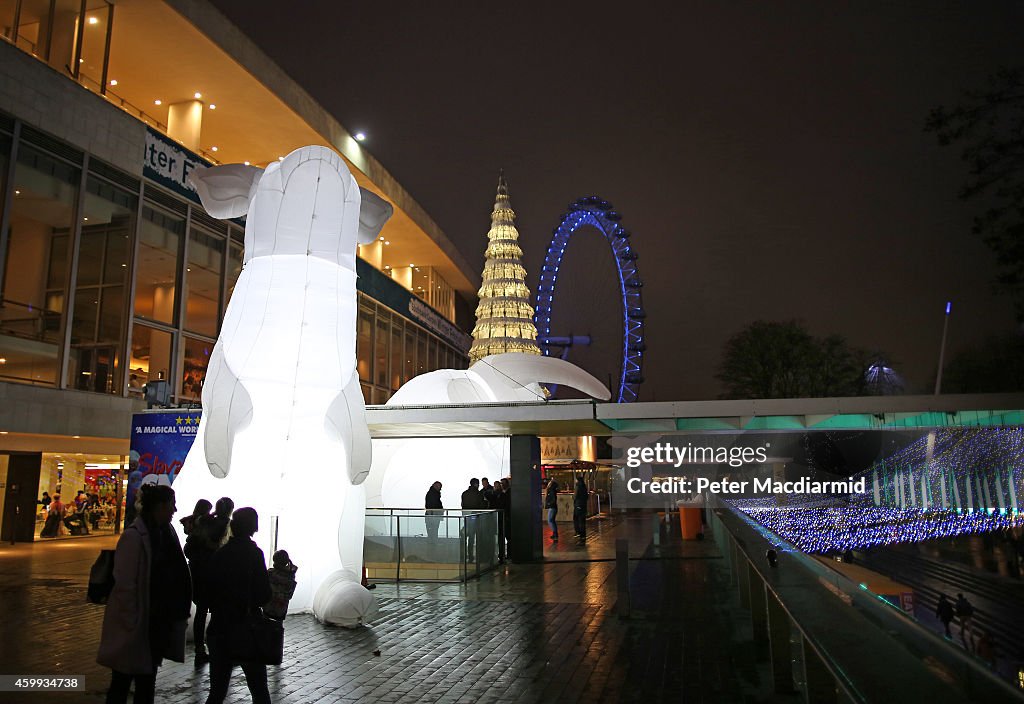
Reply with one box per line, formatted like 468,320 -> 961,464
933,592 -> 995,666
97,486 -> 297,703
39,490 -> 113,537
424,477 -> 513,561
544,476 -> 590,545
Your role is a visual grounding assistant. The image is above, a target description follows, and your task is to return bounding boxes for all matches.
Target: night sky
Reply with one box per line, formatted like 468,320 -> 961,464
212,1 -> 1023,401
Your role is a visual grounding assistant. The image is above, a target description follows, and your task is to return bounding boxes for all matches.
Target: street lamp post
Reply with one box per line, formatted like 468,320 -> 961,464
934,301 -> 952,395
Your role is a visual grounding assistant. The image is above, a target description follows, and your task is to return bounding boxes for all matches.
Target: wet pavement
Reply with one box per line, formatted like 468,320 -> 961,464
0,515 -> 786,703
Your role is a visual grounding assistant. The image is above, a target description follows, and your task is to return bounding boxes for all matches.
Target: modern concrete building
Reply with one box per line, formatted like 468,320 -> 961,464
0,0 -> 478,538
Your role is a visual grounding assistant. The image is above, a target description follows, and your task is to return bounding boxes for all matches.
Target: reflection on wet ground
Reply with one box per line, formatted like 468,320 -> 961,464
0,514 -> 784,702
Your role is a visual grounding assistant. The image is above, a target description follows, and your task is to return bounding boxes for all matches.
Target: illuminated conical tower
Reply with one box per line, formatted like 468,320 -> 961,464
468,171 -> 542,363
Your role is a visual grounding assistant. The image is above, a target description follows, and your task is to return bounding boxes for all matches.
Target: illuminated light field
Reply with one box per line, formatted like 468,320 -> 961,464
731,495 -> 1021,554
861,428 -> 1023,512
731,428 -> 1024,553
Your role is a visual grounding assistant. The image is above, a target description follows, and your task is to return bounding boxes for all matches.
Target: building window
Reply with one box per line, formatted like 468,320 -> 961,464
133,202 -> 183,325
0,143 -> 80,387
404,327 -> 416,384
225,236 -> 243,303
183,226 -> 224,336
65,174 -> 136,393
374,311 -> 389,389
179,335 -> 212,403
128,323 -> 171,395
416,335 -> 426,377
357,304 -> 372,383
390,316 -> 403,392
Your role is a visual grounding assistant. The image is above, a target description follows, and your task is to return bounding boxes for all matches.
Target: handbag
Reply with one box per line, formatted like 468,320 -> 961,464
226,609 -> 284,666
225,560 -> 284,666
87,549 -> 116,604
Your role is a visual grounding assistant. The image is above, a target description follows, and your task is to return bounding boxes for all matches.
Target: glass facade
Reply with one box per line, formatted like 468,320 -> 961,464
2,0 -> 468,328
2,1 -> 114,88
1,141 -> 80,386
0,112 -> 469,404
356,295 -> 466,405
66,174 -> 135,393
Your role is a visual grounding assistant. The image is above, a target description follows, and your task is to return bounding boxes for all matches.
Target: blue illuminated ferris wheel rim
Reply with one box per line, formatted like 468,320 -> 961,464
534,196 -> 645,403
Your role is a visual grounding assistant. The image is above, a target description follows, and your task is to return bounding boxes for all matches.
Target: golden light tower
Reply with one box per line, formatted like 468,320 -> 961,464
468,171 -> 542,363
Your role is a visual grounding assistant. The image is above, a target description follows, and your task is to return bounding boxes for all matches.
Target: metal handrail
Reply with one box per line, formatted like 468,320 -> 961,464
713,497 -> 1024,701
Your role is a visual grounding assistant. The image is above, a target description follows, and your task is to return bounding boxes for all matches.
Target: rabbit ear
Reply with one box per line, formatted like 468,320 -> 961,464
357,188 -> 394,244
471,353 -> 612,401
188,164 -> 264,218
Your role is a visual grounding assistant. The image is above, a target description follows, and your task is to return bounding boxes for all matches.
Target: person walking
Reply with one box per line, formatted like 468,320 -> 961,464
500,478 -> 512,558
545,480 -> 560,541
182,499 -> 215,667
97,484 -> 192,704
205,507 -> 272,704
573,476 -> 589,545
461,479 -> 486,561
425,481 -> 443,541
935,594 -> 954,638
955,592 -> 974,648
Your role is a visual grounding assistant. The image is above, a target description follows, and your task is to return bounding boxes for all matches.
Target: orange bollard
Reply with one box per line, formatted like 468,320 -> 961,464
679,507 -> 703,539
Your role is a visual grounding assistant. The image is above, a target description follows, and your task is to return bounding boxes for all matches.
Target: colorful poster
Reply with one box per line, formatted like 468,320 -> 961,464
127,410 -> 202,523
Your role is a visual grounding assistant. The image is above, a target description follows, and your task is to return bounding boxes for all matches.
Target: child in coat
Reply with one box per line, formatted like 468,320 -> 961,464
265,550 -> 298,621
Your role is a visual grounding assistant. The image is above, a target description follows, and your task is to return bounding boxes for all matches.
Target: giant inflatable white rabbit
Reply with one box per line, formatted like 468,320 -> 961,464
172,145 -> 392,626
364,353 -> 610,510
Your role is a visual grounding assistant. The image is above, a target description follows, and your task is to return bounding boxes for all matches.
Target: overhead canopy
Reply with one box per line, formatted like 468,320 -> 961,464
366,393 -> 1024,438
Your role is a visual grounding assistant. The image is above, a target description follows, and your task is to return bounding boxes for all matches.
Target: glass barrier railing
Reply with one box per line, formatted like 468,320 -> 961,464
365,508 -> 501,582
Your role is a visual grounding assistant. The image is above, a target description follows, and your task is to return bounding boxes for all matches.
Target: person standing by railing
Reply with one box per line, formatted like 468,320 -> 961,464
461,479 -> 485,562
501,478 -> 512,558
491,481 -> 507,561
425,481 -> 443,541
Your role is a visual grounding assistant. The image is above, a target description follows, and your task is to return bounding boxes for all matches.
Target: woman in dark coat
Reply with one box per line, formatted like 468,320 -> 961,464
182,498 -> 214,666
97,484 -> 192,704
205,507 -> 272,704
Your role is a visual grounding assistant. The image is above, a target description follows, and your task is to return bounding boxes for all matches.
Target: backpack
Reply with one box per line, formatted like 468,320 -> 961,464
87,549 -> 116,604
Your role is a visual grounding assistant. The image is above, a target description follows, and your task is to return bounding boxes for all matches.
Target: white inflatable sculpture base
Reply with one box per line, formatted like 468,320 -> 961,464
313,569 -> 380,628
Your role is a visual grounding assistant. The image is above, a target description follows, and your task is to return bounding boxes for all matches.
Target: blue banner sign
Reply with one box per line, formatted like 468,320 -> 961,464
127,410 -> 201,521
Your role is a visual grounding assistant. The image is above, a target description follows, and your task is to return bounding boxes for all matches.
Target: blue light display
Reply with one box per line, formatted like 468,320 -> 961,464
533,196 -> 645,402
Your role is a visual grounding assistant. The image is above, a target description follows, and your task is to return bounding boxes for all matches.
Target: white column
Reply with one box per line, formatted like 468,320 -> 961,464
167,100 -> 204,151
